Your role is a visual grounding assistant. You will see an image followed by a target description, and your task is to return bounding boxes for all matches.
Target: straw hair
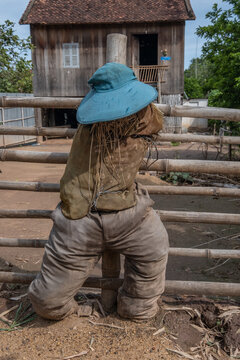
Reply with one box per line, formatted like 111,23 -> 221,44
84,110 -> 149,206
90,112 -> 141,153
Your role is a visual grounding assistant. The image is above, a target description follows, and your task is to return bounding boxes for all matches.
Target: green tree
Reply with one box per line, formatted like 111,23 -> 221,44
0,20 -> 33,93
184,57 -> 214,96
196,0 -> 240,109
184,76 -> 204,98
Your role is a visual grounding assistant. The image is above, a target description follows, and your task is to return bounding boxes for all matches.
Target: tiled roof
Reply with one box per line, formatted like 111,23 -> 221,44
20,0 -> 195,25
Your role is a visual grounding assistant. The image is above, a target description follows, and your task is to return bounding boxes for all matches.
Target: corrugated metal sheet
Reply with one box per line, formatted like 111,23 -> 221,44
0,93 -> 36,147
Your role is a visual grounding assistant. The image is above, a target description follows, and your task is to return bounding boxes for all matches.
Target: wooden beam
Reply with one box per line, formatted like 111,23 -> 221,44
0,271 -> 239,297
1,181 -> 240,199
1,96 -> 240,122
157,133 -> 240,145
168,248 -> 240,259
0,209 -> 240,225
1,150 -> 240,176
146,185 -> 240,197
0,181 -> 60,192
0,96 -> 83,109
1,238 -> 240,260
157,210 -> 240,225
1,127 -> 240,145
0,126 -> 75,137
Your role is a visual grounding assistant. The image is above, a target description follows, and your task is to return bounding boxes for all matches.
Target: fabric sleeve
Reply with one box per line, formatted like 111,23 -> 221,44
135,103 -> 164,136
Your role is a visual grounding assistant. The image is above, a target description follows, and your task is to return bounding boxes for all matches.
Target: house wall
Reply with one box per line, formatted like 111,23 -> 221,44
30,22 -> 185,97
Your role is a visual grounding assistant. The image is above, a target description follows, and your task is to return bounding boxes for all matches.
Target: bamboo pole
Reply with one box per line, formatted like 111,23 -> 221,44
0,96 -> 83,109
168,248 -> 240,259
1,238 -> 240,260
1,126 -> 240,145
0,209 -> 240,224
164,280 -> 240,297
0,126 -> 76,138
146,185 -> 240,197
0,272 -> 122,290
157,133 -> 240,145
0,271 -> 239,296
0,149 -> 68,164
0,181 -> 60,192
0,238 -> 47,247
1,96 -> 240,122
1,181 -> 240,199
0,209 -> 52,218
145,158 -> 240,176
162,105 -> 240,123
1,150 -> 240,176
157,210 -> 240,224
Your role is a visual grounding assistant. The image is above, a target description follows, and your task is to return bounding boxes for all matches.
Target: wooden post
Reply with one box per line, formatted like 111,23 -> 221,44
106,33 -> 127,65
101,251 -> 121,312
1,108 -> 6,148
34,108 -> 43,144
157,70 -> 162,103
101,33 -> 127,312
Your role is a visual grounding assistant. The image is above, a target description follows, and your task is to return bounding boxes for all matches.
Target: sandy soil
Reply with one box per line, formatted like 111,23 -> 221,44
0,139 -> 239,359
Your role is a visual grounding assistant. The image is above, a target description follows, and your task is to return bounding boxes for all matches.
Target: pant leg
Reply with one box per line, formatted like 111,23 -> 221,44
102,191 -> 169,320
28,205 -> 103,320
117,253 -> 168,320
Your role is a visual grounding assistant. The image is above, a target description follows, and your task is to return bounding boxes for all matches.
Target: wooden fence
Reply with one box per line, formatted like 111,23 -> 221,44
0,93 -> 36,147
0,97 -> 240,301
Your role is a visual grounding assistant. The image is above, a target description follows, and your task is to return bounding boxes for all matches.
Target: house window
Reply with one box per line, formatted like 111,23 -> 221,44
63,43 -> 79,68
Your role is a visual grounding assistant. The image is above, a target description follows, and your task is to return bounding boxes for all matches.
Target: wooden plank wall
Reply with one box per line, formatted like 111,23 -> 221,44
30,22 -> 184,97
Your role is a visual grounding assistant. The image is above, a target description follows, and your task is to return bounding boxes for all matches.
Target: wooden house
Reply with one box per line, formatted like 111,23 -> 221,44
20,0 -> 195,130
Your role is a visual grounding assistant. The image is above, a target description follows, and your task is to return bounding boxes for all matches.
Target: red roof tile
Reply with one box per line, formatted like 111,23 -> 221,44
20,0 -> 195,25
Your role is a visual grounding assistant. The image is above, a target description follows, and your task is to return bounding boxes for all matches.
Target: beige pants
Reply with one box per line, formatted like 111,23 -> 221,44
28,190 -> 169,320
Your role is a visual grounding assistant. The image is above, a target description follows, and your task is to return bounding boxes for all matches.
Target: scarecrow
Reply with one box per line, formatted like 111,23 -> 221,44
28,63 -> 169,320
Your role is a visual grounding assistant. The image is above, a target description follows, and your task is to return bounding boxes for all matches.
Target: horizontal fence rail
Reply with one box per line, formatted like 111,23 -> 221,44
1,181 -> 240,198
0,238 -> 239,259
1,115 -> 240,298
1,150 -> 240,175
0,271 -> 239,297
0,209 -> 240,225
1,126 -> 240,145
1,96 -> 240,122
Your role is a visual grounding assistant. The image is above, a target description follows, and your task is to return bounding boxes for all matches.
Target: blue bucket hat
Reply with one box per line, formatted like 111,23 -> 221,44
76,62 -> 157,124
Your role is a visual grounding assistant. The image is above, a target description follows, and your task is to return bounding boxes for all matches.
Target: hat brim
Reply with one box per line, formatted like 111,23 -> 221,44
76,80 -> 158,124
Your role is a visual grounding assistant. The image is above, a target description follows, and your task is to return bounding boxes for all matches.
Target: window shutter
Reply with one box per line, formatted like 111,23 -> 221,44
63,43 -> 79,68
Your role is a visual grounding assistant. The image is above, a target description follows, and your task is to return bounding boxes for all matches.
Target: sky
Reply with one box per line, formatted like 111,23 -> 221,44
0,0 -> 230,69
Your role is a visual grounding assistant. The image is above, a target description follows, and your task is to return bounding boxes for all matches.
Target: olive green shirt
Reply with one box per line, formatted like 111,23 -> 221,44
60,103 -> 163,219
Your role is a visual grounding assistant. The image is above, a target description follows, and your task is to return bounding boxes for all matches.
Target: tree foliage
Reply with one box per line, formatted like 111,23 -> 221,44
0,20 -> 33,93
184,57 -> 214,98
184,76 -> 204,99
196,0 -> 240,108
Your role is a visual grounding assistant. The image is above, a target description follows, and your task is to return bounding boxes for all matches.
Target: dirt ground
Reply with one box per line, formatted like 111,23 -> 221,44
0,139 -> 239,359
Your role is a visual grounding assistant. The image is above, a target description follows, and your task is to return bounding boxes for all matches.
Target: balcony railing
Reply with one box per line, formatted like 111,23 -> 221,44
132,65 -> 168,84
